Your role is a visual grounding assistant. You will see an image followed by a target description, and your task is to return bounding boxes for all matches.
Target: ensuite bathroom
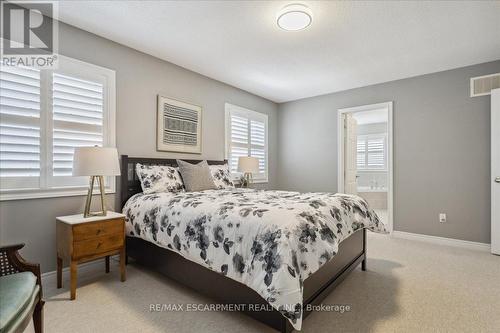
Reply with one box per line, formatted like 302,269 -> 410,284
352,110 -> 389,224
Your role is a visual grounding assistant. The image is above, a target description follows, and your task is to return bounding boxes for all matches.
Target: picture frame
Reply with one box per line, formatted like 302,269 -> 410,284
157,95 -> 202,154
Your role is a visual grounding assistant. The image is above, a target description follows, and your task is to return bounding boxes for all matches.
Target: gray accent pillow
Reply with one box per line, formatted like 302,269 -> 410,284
176,160 -> 217,192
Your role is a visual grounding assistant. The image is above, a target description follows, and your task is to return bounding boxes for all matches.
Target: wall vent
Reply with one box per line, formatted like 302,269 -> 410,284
470,73 -> 500,97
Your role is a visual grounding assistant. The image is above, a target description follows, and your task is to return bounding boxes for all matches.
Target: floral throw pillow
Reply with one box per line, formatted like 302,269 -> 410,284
136,163 -> 184,194
209,164 -> 235,189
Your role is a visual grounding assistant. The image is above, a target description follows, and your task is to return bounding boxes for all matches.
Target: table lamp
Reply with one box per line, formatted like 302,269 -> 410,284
72,147 -> 120,217
237,156 -> 259,188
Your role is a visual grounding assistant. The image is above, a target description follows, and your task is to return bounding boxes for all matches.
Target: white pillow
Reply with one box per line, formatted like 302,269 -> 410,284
136,163 -> 184,194
209,164 -> 235,189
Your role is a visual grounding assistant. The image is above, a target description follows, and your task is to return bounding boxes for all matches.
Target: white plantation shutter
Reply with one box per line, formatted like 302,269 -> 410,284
229,115 -> 248,173
356,137 -> 366,168
52,73 -> 104,179
225,104 -> 268,181
367,137 -> 385,168
250,120 -> 266,174
0,66 -> 41,188
0,55 -> 116,200
357,134 -> 386,170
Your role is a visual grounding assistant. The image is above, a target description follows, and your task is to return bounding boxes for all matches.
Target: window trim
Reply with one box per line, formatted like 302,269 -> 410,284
0,55 -> 116,201
224,103 -> 269,183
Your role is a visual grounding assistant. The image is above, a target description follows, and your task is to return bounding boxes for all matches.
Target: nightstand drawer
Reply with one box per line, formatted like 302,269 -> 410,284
73,219 -> 123,241
73,234 -> 123,258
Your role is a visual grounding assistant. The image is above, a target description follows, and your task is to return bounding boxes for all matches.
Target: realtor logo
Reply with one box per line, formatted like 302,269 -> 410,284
1,1 -> 58,68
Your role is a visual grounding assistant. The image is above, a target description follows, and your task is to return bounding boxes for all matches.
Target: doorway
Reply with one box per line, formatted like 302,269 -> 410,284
337,102 -> 393,233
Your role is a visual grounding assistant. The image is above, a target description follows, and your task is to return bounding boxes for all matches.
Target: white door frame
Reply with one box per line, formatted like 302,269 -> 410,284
491,88 -> 500,255
337,101 -> 394,233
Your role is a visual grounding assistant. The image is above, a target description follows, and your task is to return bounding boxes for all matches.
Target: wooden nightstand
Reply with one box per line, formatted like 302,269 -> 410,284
56,212 -> 126,300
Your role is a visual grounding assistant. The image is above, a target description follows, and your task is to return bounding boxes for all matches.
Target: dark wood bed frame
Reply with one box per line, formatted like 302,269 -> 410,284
120,155 -> 367,333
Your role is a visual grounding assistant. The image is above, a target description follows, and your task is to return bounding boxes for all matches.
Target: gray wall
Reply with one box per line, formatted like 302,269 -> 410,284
277,60 -> 500,243
0,22 -> 278,273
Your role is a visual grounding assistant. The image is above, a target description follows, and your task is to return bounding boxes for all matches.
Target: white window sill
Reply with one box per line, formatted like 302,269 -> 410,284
251,179 -> 268,184
232,178 -> 268,184
0,187 -> 115,201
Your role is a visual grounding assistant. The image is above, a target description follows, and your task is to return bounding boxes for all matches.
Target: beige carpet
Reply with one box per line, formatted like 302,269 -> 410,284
28,234 -> 500,333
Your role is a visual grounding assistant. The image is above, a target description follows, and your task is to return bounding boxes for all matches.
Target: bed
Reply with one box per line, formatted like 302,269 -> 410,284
120,155 -> 386,332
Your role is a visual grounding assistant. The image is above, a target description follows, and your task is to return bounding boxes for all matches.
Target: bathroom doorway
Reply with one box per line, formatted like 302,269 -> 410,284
337,102 -> 393,232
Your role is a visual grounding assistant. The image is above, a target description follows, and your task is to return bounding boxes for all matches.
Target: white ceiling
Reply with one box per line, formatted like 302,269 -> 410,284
55,1 -> 500,103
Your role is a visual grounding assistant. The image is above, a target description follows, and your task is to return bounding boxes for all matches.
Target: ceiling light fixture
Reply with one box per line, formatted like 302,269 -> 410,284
276,4 -> 313,31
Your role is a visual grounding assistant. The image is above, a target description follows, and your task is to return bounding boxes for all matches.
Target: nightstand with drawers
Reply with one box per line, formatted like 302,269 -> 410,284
56,212 -> 126,300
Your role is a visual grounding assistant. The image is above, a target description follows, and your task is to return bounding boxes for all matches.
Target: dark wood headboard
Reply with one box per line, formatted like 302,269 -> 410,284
119,155 -> 227,209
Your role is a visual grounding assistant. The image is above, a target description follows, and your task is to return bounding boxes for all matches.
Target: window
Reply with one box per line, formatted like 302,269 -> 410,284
0,55 -> 116,200
357,134 -> 387,170
225,103 -> 268,182
0,66 -> 41,189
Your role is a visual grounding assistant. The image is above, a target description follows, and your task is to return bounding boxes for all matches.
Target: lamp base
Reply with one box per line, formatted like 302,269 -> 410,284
242,172 -> 253,188
83,176 -> 108,218
84,211 -> 107,218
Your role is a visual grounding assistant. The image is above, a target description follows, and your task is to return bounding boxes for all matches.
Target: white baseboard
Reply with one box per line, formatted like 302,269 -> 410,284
42,255 -> 119,287
391,231 -> 491,252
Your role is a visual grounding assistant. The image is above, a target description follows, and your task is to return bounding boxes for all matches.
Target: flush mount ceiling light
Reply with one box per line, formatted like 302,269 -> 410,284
276,4 -> 313,31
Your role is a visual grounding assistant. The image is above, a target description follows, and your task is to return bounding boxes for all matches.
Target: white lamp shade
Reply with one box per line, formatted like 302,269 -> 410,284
237,156 -> 259,174
72,147 -> 120,176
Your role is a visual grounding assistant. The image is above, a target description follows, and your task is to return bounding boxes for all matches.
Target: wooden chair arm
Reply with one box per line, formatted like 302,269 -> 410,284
0,243 -> 25,252
0,243 -> 43,298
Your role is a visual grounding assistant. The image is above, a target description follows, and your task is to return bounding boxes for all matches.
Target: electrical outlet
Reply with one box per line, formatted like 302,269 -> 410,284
439,213 -> 447,223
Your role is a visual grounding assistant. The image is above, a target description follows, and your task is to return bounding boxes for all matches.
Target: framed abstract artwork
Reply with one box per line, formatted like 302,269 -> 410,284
157,95 -> 202,154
